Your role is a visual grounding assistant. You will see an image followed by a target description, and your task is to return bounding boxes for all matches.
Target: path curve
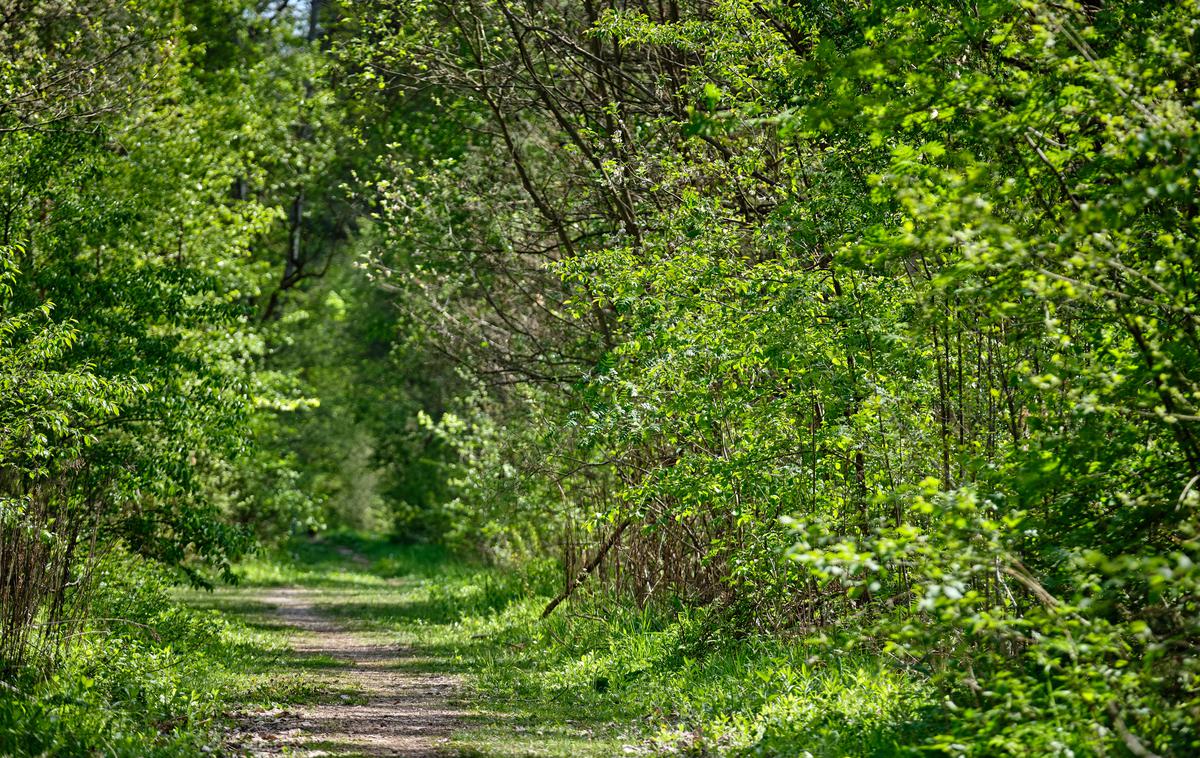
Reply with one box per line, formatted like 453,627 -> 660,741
227,588 -> 462,757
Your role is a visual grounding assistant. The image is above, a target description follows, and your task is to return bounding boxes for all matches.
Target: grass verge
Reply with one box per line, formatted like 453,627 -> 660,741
0,550 -> 324,757
236,533 -> 943,757
1,534 -> 943,756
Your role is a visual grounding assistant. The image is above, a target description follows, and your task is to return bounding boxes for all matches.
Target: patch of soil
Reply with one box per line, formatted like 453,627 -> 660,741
226,588 -> 463,757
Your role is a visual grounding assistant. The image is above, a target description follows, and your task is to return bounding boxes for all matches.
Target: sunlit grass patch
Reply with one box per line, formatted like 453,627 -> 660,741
237,536 -> 941,757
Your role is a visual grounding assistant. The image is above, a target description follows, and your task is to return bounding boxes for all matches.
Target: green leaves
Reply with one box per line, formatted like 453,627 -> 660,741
0,0 -> 364,673
334,1 -> 1200,752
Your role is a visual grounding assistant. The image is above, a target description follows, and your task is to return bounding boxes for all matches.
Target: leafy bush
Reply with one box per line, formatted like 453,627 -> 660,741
346,0 -> 1200,752
0,551 -> 279,757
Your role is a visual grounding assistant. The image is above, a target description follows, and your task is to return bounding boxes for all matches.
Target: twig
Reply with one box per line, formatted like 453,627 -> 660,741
1107,702 -> 1163,758
542,520 -> 630,618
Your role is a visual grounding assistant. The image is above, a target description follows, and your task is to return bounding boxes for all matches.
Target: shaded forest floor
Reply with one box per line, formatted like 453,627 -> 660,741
0,534 -> 943,756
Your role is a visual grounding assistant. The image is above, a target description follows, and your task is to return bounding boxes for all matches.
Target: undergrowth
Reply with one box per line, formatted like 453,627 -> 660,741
0,550 -> 311,757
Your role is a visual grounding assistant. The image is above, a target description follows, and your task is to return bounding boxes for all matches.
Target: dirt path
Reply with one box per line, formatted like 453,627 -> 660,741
226,588 -> 464,757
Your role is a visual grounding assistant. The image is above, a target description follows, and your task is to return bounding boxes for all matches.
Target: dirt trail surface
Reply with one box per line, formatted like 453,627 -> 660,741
226,588 -> 463,757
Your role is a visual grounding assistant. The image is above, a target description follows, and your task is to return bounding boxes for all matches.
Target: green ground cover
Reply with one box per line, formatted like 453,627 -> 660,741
0,553 -> 303,756
0,533 -> 947,757
237,534 -> 943,757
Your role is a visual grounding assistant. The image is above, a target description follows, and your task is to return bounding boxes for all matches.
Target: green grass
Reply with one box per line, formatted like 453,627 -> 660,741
0,551 -> 325,757
231,532 -> 943,756
1,534 -> 942,756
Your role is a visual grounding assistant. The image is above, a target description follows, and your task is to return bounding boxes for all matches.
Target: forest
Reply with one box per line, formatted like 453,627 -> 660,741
1,0 -> 1198,755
